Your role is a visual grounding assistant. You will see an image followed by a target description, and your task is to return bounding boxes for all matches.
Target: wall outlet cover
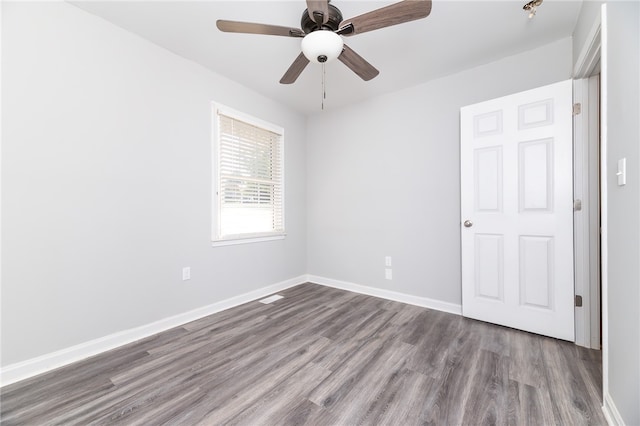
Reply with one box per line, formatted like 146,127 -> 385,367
182,267 -> 191,281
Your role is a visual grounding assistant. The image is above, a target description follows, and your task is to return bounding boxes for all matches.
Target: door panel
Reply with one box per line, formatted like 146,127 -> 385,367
461,80 -> 574,341
519,139 -> 553,211
475,234 -> 504,301
475,147 -> 503,212
519,235 -> 554,309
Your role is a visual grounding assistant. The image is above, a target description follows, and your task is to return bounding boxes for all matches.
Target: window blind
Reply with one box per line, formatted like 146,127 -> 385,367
216,112 -> 284,239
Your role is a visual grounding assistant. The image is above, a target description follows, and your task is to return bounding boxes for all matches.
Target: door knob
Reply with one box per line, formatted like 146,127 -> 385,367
463,220 -> 473,228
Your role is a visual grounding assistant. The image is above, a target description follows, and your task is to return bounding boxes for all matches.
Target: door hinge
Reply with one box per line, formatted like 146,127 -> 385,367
573,103 -> 582,115
575,295 -> 583,307
574,199 -> 582,211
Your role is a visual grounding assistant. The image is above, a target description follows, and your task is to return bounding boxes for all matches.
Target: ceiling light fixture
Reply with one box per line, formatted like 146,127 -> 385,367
523,0 -> 543,19
301,30 -> 344,64
300,29 -> 344,110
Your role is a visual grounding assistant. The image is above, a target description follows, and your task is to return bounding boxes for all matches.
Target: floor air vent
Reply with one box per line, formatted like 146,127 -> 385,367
259,294 -> 284,304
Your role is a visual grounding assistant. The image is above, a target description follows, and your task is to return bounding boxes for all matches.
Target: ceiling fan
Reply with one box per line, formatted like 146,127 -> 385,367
216,0 -> 432,84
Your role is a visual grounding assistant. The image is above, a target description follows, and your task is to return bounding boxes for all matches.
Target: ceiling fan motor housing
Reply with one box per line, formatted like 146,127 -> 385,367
300,4 -> 343,33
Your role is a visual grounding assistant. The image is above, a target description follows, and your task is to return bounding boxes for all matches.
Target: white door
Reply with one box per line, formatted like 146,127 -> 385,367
460,80 -> 574,341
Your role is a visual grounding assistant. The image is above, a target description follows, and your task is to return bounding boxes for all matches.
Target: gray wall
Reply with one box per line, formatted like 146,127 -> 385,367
602,2 -> 640,423
306,38 -> 573,304
1,2 -> 307,365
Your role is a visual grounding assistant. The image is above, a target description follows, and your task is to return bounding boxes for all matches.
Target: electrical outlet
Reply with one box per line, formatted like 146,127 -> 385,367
385,256 -> 392,267
182,267 -> 191,281
385,268 -> 392,280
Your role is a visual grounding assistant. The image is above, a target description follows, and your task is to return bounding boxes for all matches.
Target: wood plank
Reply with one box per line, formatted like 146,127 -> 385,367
312,308 -> 397,371
460,349 -> 510,425
417,322 -> 483,425
508,328 -> 547,388
224,362 -> 331,425
198,337 -> 332,424
539,338 -> 604,424
507,379 -> 556,426
373,368 -> 437,425
405,310 -> 465,378
315,341 -> 415,424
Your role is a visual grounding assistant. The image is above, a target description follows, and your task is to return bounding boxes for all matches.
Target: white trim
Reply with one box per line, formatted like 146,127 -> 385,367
0,2 -> 3,382
0,275 -> 307,387
600,1 -> 610,405
603,392 -> 625,426
213,103 -> 284,135
574,15 -> 602,79
573,78 -> 589,348
211,234 -> 285,247
211,104 -> 221,241
307,275 -> 462,315
587,75 -> 601,350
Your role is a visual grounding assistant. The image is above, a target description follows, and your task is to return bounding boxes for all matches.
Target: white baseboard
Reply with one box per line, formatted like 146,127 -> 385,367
1,274 -> 462,387
603,392 -> 625,426
0,275 -> 306,387
307,275 -> 462,316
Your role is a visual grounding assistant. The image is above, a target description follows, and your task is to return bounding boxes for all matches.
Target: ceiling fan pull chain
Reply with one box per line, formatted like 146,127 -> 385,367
322,62 -> 326,110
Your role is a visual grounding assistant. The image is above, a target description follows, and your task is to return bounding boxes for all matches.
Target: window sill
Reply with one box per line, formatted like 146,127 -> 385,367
211,234 -> 286,247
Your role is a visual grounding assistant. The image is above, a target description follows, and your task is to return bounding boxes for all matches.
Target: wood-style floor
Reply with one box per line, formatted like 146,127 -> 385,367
1,283 -> 605,425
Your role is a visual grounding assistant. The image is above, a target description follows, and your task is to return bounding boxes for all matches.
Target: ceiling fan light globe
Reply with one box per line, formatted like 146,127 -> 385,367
301,30 -> 344,64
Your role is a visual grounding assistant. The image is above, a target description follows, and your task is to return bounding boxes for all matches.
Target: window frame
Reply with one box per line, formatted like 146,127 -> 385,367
211,103 -> 285,246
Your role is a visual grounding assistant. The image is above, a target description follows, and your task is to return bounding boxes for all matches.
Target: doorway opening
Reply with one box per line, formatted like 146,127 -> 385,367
573,19 -> 602,350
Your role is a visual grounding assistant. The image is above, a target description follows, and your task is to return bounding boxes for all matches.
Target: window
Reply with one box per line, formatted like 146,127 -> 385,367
212,104 -> 284,245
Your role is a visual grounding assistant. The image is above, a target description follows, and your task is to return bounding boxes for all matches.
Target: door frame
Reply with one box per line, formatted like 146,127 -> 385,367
573,76 -> 601,349
573,12 -> 602,350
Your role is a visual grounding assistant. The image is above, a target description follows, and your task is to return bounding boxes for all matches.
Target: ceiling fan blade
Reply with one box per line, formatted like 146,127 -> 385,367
306,0 -> 330,24
280,53 -> 310,84
338,44 -> 380,81
216,20 -> 305,38
338,0 -> 432,36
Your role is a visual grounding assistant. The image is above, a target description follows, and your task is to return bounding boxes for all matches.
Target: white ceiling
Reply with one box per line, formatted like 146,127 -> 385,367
71,0 -> 583,114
